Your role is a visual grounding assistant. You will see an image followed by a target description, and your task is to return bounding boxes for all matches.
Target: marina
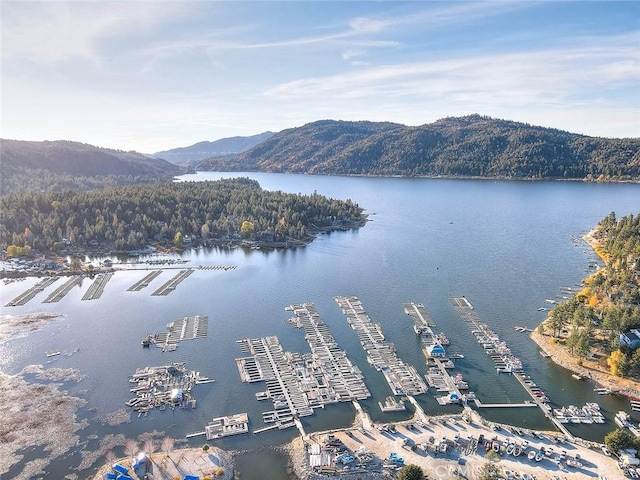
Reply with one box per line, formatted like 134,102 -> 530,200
335,296 -> 428,396
450,297 -> 576,439
4,276 -> 58,306
151,269 -> 194,296
235,302 -> 372,432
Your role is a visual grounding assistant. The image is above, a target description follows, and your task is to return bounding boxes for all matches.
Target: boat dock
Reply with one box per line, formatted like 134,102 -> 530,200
4,277 -> 58,306
236,302 -> 374,433
151,269 -> 194,296
144,315 -> 209,351
335,296 -> 428,396
186,413 -> 250,440
404,302 -> 467,405
379,396 -> 406,412
42,276 -> 83,303
81,272 -> 113,300
285,303 -> 371,401
236,336 -> 314,431
127,270 -> 163,291
126,362 -> 206,415
450,297 -> 574,440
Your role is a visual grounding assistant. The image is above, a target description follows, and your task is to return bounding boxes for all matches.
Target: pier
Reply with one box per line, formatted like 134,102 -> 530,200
5,277 -> 58,306
144,315 -> 209,351
127,270 -> 163,291
404,302 -> 466,405
450,297 -> 574,440
335,296 -> 428,396
42,276 -> 83,303
151,269 -> 194,296
81,272 -> 113,300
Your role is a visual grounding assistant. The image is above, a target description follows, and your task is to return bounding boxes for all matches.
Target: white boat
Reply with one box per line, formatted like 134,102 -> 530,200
615,411 -> 632,428
571,373 -> 583,380
527,450 -> 536,460
46,351 -> 61,357
594,387 -> 612,395
505,443 -> 515,455
535,450 -> 544,462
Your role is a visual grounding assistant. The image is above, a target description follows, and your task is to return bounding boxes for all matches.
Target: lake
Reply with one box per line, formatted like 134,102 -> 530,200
1,173 -> 639,479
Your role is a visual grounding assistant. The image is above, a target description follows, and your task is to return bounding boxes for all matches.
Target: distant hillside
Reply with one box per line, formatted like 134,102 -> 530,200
198,115 -> 640,181
1,139 -> 181,196
153,132 -> 274,164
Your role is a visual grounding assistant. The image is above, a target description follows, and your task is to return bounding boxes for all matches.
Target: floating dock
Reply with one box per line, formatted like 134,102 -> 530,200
81,272 -> 113,300
379,396 -> 406,412
127,270 -> 163,291
335,296 -> 427,396
42,276 -> 83,303
4,277 -> 59,306
450,297 -> 574,440
126,362 -> 208,414
144,315 -> 208,351
151,269 -> 194,296
189,413 -> 250,440
236,302 -> 371,433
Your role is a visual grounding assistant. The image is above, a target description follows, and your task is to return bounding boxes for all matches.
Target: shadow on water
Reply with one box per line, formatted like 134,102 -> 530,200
234,447 -> 292,480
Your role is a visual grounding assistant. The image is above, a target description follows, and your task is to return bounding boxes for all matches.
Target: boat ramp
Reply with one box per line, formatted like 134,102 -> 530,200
335,296 -> 428,396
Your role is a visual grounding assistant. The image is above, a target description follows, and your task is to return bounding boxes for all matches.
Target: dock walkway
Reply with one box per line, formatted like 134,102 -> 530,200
5,277 -> 58,307
450,297 -> 574,440
127,270 -> 163,291
82,272 -> 113,300
335,296 -> 427,396
42,276 -> 83,303
151,269 -> 193,296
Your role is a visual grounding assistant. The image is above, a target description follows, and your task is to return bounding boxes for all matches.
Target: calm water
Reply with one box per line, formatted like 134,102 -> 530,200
2,174 -> 640,479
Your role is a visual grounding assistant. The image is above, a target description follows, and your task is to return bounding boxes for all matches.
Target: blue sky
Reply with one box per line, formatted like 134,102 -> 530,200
2,1 -> 639,152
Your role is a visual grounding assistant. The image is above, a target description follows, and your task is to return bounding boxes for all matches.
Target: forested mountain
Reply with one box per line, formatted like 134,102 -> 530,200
0,178 -> 366,253
198,115 -> 640,181
0,139 -> 181,196
153,132 -> 274,164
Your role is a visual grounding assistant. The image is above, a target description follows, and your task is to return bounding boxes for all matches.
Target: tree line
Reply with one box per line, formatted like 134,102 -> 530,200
0,178 -> 366,253
543,212 -> 640,375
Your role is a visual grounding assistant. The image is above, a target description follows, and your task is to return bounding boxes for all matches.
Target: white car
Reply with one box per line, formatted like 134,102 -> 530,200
601,446 -> 612,456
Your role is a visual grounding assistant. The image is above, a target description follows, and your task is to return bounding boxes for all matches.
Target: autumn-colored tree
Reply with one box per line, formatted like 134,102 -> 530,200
608,350 -> 624,376
240,220 -> 255,238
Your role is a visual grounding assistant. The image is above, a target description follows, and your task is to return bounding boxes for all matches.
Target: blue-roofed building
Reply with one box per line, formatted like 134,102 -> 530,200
112,464 -> 128,475
620,329 -> 640,350
183,475 -> 200,480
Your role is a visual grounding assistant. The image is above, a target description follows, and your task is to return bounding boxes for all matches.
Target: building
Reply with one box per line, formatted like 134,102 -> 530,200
620,330 -> 640,350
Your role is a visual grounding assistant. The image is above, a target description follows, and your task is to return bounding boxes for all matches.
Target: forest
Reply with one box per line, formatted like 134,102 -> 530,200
0,178 -> 366,253
543,212 -> 640,375
199,115 -> 640,181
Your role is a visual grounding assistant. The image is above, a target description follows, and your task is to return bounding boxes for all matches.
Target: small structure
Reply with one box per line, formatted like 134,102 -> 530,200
205,413 -> 249,439
620,330 -> 640,350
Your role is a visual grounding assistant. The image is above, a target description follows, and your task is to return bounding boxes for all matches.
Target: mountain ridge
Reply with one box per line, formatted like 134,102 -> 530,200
197,115 -> 640,180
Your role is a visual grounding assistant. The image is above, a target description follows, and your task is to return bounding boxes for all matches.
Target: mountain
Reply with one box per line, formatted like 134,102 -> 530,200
153,132 -> 274,164
1,139 -> 181,196
197,115 -> 640,181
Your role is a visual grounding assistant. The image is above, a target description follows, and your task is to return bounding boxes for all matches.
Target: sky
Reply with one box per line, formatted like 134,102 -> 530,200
1,1 -> 639,153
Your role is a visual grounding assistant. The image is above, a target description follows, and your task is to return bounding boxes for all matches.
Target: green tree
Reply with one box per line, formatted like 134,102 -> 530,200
605,428 -> 636,453
397,464 -> 423,480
